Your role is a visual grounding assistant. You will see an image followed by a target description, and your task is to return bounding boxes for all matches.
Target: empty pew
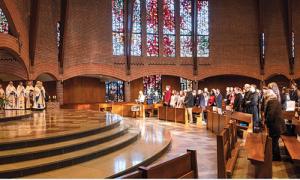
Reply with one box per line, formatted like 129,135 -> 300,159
158,106 -> 186,124
217,122 -> 240,178
281,135 -> 300,165
207,111 -> 230,134
244,132 -> 272,178
121,150 -> 198,179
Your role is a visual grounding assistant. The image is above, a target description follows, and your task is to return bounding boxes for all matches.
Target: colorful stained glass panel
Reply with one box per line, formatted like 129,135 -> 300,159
113,32 -> 124,55
143,75 -> 162,103
180,36 -> 192,57
197,35 -> 209,57
163,0 -> 175,35
147,34 -> 159,56
131,33 -> 141,56
146,0 -> 158,34
0,8 -> 8,33
180,0 -> 192,35
163,35 -> 175,57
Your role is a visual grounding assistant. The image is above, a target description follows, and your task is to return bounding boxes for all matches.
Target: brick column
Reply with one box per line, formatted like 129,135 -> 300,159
124,81 -> 131,102
193,80 -> 198,91
56,81 -> 64,105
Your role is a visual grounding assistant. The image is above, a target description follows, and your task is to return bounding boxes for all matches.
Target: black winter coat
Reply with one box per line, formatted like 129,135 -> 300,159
265,99 -> 286,137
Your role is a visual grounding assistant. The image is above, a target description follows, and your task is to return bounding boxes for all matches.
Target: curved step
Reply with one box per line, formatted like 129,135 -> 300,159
0,125 -> 129,164
0,130 -> 140,178
0,110 -> 33,123
0,120 -> 121,150
24,129 -> 172,178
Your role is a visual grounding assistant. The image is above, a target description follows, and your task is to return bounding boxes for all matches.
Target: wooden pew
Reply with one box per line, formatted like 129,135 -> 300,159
121,150 -> 198,179
244,133 -> 272,178
227,111 -> 253,137
207,110 -> 213,132
217,122 -> 240,178
158,106 -> 186,124
281,135 -> 300,165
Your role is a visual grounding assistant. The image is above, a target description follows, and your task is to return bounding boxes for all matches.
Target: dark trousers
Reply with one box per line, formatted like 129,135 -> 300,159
271,135 -> 281,160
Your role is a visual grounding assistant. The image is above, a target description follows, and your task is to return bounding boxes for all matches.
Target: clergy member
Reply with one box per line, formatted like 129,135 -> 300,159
0,84 -> 5,110
17,82 -> 26,109
5,81 -> 17,109
25,81 -> 34,109
33,81 -> 46,110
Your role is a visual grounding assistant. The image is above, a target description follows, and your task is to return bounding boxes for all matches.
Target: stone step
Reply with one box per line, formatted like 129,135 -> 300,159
0,125 -> 129,164
0,130 -> 139,178
0,119 -> 121,150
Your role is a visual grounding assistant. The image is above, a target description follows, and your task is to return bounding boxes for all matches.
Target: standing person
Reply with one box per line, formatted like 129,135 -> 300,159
216,89 -> 223,114
247,85 -> 260,129
25,81 -> 34,109
208,89 -> 216,107
203,88 -> 209,107
33,81 -> 46,110
243,84 -> 251,113
40,82 -> 46,108
5,81 -> 17,110
137,90 -> 145,103
225,87 -> 231,105
184,89 -> 195,124
163,86 -> 172,106
264,90 -> 286,161
16,82 -> 26,109
0,84 -> 5,110
176,91 -> 185,108
233,87 -> 243,112
290,82 -> 299,103
169,90 -> 177,108
268,82 -> 281,103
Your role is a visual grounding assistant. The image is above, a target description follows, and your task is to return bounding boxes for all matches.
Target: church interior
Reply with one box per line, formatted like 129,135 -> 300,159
0,0 -> 300,179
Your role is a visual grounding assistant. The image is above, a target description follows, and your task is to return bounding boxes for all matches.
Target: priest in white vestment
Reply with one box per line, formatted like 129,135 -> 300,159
33,81 -> 46,110
25,81 -> 34,109
17,82 -> 26,109
0,84 -> 5,110
5,81 -> 17,109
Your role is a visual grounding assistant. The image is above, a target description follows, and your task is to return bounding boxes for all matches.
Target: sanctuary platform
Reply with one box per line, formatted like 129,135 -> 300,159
0,109 -> 171,178
0,110 -> 33,123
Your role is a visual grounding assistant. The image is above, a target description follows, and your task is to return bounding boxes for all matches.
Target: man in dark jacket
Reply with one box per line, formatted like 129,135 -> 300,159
233,87 -> 243,112
290,83 -> 299,103
243,84 -> 251,113
247,85 -> 259,128
265,92 -> 286,161
216,89 -> 223,114
184,90 -> 195,123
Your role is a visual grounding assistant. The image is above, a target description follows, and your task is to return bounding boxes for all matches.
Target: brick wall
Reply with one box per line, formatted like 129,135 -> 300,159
1,0 -> 300,83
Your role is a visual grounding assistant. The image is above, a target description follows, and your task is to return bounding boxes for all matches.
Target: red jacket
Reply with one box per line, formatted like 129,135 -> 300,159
164,90 -> 172,105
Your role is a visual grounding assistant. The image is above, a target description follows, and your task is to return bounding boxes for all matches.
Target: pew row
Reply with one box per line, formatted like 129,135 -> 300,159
281,135 -> 300,165
120,150 -> 198,179
158,107 -> 186,124
244,133 -> 272,178
217,122 -> 240,178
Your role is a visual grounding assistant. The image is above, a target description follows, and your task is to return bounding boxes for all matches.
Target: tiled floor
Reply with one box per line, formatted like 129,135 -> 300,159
1,110 -> 300,178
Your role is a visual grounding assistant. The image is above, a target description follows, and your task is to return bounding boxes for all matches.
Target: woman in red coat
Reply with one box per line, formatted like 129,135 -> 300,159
208,89 -> 216,106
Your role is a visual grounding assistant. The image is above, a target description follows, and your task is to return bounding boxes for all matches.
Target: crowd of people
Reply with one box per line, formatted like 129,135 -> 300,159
0,81 -> 46,110
159,82 -> 300,161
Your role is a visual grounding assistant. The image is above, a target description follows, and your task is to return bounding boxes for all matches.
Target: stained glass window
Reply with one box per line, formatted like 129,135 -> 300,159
105,81 -> 124,102
292,32 -> 295,58
0,8 -> 9,33
56,22 -> 61,48
180,78 -> 193,91
146,0 -> 159,56
180,0 -> 192,57
143,75 -> 161,103
131,0 -> 142,56
163,0 -> 175,57
197,1 -> 209,57
112,0 -> 124,55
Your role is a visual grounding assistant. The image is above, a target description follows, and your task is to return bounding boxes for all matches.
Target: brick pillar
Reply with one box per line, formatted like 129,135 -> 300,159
56,81 -> 64,105
193,81 -> 198,91
124,81 -> 131,102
